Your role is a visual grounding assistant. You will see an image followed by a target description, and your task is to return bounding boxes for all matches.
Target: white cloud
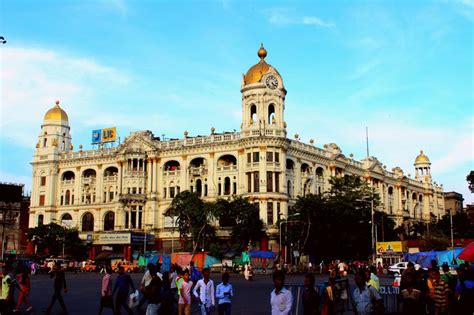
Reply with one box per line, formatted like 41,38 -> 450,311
0,46 -> 130,148
266,8 -> 334,28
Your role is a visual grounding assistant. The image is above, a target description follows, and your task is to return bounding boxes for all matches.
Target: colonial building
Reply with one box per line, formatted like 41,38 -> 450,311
29,45 -> 445,259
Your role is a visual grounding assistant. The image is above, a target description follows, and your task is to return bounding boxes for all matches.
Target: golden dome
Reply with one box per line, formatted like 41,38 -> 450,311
415,150 -> 430,163
44,100 -> 69,122
244,43 -> 278,85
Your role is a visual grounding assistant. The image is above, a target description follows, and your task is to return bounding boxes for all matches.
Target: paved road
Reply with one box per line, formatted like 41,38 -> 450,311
18,272 -> 395,315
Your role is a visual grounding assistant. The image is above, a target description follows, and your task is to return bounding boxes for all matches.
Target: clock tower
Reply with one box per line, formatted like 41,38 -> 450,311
240,44 -> 287,138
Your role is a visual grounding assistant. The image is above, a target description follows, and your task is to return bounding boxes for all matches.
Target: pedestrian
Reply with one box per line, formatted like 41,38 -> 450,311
15,269 -> 33,313
178,269 -> 193,315
193,268 -> 215,315
98,267 -> 114,315
400,274 -> 423,315
426,268 -> 449,315
113,265 -> 136,315
302,273 -> 319,315
270,270 -> 293,315
160,271 -> 174,315
138,263 -> 155,311
145,264 -> 162,315
216,272 -> 233,315
45,262 -> 68,315
352,270 -> 383,315
169,265 -> 178,296
0,265 -> 15,315
455,264 -> 474,315
440,262 -> 456,313
319,261 -> 324,274
321,277 -> 336,315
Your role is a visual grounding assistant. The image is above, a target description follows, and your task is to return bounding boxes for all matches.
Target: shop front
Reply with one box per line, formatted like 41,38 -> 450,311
89,232 -> 155,261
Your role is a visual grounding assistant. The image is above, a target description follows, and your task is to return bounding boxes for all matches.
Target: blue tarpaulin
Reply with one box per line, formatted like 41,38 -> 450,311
161,255 -> 171,272
204,255 -> 221,268
249,251 -> 276,259
404,248 -> 464,268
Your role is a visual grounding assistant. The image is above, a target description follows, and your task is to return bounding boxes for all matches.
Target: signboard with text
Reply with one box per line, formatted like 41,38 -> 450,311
94,233 -> 131,245
91,127 -> 117,144
377,241 -> 405,254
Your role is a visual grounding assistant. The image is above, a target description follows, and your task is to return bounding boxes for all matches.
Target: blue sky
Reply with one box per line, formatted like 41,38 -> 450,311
1,0 -> 473,203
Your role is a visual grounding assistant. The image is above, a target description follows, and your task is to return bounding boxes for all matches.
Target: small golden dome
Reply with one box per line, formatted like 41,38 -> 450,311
415,150 -> 430,163
44,100 -> 69,122
244,43 -> 280,85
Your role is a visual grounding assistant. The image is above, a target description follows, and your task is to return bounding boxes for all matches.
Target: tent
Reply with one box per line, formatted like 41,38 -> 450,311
459,242 -> 474,262
249,251 -> 276,259
204,255 -> 220,268
437,248 -> 464,265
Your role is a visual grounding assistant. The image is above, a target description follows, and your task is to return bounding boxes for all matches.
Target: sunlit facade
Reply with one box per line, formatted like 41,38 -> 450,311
29,45 -> 445,258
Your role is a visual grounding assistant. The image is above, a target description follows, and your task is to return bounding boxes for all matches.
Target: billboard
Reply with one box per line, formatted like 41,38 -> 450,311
91,127 -> 117,144
376,241 -> 405,254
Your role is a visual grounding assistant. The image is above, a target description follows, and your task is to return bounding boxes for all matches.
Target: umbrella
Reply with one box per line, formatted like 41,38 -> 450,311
458,242 -> 474,262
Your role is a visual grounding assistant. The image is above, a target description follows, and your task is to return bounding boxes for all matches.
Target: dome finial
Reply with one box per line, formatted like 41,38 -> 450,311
258,43 -> 267,60
55,100 -> 60,107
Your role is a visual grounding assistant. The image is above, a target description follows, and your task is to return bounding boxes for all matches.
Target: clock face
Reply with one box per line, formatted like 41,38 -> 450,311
265,75 -> 278,90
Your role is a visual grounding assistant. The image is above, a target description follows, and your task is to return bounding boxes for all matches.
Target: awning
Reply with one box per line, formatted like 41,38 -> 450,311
95,251 -> 123,260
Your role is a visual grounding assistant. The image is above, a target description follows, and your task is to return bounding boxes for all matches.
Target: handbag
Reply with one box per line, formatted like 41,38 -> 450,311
128,290 -> 139,308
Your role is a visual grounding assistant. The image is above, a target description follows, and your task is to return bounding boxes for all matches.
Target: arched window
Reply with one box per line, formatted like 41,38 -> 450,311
164,160 -> 180,171
224,177 -> 231,195
104,212 -> 115,231
286,159 -> 295,170
82,212 -> 94,232
104,166 -> 118,177
316,167 -> 324,177
61,213 -> 72,221
62,171 -> 75,181
65,190 -> 70,205
196,179 -> 202,197
38,214 -> 44,226
250,104 -> 257,123
268,104 -> 275,124
419,195 -> 423,203
388,187 -> 394,195
287,180 -> 292,195
82,169 -> 96,178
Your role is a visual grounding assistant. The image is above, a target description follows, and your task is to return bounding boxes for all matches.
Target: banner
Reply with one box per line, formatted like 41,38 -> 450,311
94,233 -> 131,245
91,127 -> 117,144
377,241 -> 405,254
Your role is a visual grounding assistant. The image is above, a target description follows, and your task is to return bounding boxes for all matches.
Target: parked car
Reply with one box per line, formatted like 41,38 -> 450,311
81,262 -> 97,272
388,261 -> 409,276
113,261 -> 138,273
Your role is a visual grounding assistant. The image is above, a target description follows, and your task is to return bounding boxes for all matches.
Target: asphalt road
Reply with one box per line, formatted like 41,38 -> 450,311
17,272 -> 395,315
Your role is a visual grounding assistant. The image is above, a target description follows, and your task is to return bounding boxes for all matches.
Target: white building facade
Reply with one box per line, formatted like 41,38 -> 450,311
29,46 -> 445,258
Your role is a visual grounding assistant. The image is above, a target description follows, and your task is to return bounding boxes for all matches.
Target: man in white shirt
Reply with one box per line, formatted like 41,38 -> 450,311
216,272 -> 233,315
270,270 -> 293,315
193,268 -> 215,315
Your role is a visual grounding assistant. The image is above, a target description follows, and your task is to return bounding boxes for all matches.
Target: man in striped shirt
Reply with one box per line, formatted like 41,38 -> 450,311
427,268 -> 449,315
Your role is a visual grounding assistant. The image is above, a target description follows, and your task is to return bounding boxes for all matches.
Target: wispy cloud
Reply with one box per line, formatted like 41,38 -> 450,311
100,0 -> 128,17
266,8 -> 334,28
346,60 -> 381,80
0,46 -> 130,148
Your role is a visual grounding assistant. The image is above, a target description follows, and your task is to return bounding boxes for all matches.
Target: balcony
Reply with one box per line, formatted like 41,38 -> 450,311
119,193 -> 147,203
217,165 -> 237,172
61,179 -> 75,186
163,170 -> 180,177
189,166 -> 207,176
103,175 -> 118,182
81,177 -> 96,184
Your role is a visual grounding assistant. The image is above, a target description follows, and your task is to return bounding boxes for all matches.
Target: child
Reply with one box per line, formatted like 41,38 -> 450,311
178,269 -> 193,315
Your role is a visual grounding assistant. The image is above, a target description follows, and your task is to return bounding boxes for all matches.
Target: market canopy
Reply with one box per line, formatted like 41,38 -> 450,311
249,251 -> 276,259
459,242 -> 474,262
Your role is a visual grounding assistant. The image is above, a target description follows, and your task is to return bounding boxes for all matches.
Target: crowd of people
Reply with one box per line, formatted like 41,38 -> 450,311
1,257 -> 474,314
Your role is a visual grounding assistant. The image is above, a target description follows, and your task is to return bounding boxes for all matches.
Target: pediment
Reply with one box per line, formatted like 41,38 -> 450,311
117,131 -> 159,154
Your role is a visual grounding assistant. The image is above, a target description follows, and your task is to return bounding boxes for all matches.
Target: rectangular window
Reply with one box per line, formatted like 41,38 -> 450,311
170,187 -> 175,198
254,172 -> 260,192
60,196 -> 64,205
218,183 -> 222,196
163,188 -> 167,199
275,173 -> 280,193
267,172 -> 273,192
109,192 -> 114,201
277,203 -> 281,222
247,153 -> 251,164
125,212 -> 129,229
39,195 -> 45,206
266,152 -> 273,162
132,187 -> 137,194
103,192 -> 107,202
247,173 -> 252,193
204,185 -> 208,196
275,152 -> 280,163
177,186 -> 180,194
138,188 -> 142,194
40,176 -> 46,186
253,152 -> 259,163
267,202 -> 274,225
233,182 -> 237,195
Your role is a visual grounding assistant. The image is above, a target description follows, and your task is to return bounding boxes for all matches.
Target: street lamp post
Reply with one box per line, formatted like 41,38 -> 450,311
449,208 -> 455,263
279,213 -> 300,265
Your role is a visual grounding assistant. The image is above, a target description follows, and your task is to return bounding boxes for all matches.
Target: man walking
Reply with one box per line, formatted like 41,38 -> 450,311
98,267 -> 114,315
216,272 -> 233,315
193,268 -> 215,315
352,271 -> 383,315
113,266 -> 136,315
45,262 -> 68,315
270,270 -> 293,315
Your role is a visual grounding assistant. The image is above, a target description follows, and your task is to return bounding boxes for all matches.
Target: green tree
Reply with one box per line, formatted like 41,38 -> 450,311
293,175 -> 386,260
27,223 -> 89,260
168,191 -> 215,252
467,171 -> 474,193
230,197 -> 265,250
436,212 -> 474,238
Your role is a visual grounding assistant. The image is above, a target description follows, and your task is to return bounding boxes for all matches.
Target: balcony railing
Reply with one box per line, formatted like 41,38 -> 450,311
189,166 -> 207,176
217,165 -> 237,172
163,170 -> 180,177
